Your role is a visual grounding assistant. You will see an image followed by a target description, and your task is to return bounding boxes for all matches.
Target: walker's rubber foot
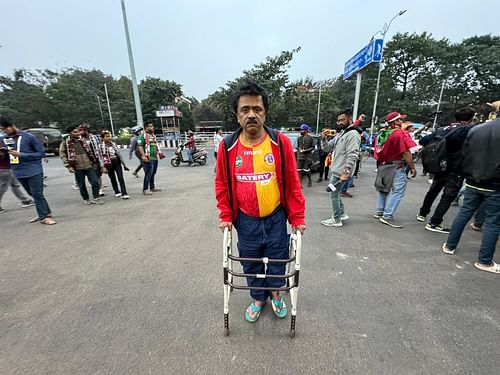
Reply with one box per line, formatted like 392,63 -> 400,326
289,315 -> 296,338
224,313 -> 229,336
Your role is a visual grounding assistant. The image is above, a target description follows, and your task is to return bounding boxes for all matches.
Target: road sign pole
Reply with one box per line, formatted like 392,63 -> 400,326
353,73 -> 362,120
370,60 -> 383,137
432,81 -> 445,130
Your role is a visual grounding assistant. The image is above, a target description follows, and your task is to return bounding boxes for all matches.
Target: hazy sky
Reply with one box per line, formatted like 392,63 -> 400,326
1,0 -> 498,100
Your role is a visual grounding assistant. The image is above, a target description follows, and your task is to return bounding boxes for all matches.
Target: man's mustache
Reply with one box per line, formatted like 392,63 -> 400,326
246,119 -> 258,125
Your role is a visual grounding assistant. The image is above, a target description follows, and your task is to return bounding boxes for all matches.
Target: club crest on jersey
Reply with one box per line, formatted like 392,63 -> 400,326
264,153 -> 275,165
235,156 -> 243,168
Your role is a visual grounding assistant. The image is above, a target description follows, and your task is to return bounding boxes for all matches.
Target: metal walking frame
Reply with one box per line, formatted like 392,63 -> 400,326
222,227 -> 302,337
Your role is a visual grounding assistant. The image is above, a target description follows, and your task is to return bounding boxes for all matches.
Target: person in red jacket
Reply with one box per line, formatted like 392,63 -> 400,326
215,83 -> 306,323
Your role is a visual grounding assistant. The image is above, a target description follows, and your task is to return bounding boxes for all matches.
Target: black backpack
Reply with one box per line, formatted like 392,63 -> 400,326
421,128 -> 457,174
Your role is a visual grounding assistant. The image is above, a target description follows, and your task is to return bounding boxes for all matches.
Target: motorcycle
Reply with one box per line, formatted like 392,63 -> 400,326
170,143 -> 208,167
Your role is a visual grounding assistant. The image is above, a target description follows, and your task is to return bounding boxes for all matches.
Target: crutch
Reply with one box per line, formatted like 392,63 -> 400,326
287,231 -> 301,337
222,227 -> 232,336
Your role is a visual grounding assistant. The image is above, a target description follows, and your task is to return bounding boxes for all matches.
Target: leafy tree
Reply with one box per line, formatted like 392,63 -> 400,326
139,77 -> 182,122
208,48 -> 301,129
0,69 -> 54,127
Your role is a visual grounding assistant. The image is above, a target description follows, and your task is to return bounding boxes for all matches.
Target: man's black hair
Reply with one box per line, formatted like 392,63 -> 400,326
0,116 -> 14,128
337,109 -> 353,117
231,83 -> 269,114
66,126 -> 78,133
455,107 -> 475,122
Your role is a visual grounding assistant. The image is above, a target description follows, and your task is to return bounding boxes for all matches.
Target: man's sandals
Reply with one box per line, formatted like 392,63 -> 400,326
244,297 -> 288,323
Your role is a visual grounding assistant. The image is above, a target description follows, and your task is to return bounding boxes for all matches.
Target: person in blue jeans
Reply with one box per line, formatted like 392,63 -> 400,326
373,112 -> 417,228
442,119 -> 500,274
137,123 -> 162,195
0,116 -> 56,225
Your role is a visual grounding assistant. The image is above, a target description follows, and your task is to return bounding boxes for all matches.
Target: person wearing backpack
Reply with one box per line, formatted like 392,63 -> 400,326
442,118 -> 500,274
416,108 -> 476,233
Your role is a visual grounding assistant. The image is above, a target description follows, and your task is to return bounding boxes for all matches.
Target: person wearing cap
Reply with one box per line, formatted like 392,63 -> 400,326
373,111 -> 417,228
321,109 -> 361,227
0,115 -> 56,225
297,124 -> 315,187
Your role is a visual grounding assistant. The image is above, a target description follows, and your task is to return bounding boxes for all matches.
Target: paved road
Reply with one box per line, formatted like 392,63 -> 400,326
1,151 -> 499,374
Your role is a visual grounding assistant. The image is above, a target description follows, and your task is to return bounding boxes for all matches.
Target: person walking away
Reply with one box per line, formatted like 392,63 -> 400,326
102,131 -> 130,199
317,128 -> 333,182
137,123 -> 163,195
0,116 -> 56,224
129,128 -> 143,177
373,112 -> 417,228
213,128 -> 223,174
297,124 -> 315,187
320,109 -> 361,227
215,83 -> 306,323
60,126 -> 104,205
416,108 -> 476,233
442,118 -> 500,274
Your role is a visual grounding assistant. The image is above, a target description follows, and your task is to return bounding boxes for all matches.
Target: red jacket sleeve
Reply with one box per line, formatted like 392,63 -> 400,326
280,134 -> 306,226
214,141 -> 233,223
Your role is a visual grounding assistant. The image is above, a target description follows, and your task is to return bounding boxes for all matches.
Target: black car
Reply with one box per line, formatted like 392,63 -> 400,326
282,132 -> 321,172
26,128 -> 63,155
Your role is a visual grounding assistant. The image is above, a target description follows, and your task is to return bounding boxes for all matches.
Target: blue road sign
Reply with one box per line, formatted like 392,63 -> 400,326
343,39 -> 384,80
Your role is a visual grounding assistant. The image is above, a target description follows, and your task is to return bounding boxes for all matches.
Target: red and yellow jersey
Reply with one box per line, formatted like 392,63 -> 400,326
234,134 -> 280,217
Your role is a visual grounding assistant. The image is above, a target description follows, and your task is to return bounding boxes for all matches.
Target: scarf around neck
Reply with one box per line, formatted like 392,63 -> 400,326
66,137 -> 94,166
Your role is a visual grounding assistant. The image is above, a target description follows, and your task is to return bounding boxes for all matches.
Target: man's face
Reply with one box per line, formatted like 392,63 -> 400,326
236,95 -> 266,137
336,114 -> 352,129
70,129 -> 81,139
145,125 -> 154,134
1,124 -> 17,136
79,128 -> 89,137
103,133 -> 112,142
300,130 -> 307,136
392,119 -> 403,128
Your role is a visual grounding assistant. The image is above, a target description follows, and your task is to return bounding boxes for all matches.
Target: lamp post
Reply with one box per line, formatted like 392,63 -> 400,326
315,85 -> 322,134
369,10 -> 407,136
120,0 -> 144,129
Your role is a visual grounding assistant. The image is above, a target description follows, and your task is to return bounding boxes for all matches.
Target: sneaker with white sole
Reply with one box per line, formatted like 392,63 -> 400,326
379,217 -> 404,228
0,208 -> 7,214
340,214 -> 349,221
121,194 -> 130,199
90,198 -> 104,205
373,212 -> 383,219
425,223 -> 450,234
416,214 -> 426,222
72,184 -> 79,190
115,193 -> 122,197
321,217 -> 343,227
84,200 -> 92,205
442,243 -> 455,255
20,200 -> 35,208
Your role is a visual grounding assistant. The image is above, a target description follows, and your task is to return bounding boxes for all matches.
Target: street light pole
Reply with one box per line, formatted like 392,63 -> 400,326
120,0 -> 144,129
315,85 -> 322,134
104,83 -> 115,137
369,10 -> 407,136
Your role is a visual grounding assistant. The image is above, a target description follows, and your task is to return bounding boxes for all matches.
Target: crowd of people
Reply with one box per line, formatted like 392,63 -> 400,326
303,105 -> 499,275
0,117 -> 169,223
214,83 -> 499,324
1,82 -> 498,327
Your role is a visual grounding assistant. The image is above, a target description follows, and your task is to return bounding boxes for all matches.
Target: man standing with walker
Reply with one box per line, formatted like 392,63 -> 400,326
215,83 -> 306,326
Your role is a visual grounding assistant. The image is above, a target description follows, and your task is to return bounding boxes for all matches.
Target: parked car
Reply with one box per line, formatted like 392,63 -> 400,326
26,128 -> 62,155
282,132 -> 321,172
